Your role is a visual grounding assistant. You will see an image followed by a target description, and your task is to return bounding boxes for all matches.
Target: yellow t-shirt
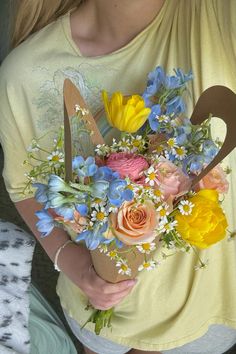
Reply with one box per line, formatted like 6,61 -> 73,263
0,0 -> 236,351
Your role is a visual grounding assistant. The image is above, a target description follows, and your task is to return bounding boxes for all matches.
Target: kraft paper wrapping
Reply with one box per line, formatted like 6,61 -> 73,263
63,80 -> 236,283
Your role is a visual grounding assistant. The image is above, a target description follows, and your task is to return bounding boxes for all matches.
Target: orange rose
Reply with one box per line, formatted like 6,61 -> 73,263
109,201 -> 159,245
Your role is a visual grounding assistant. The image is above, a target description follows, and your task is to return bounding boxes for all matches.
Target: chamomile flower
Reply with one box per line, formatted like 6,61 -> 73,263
27,139 -> 40,152
156,203 -> 170,219
152,188 -> 163,201
159,115 -> 170,123
178,200 -> 194,215
107,250 -> 118,260
91,198 -> 106,208
91,207 -> 108,224
47,151 -> 64,167
108,205 -> 119,213
136,242 -> 156,254
172,146 -> 187,160
95,144 -> 110,156
158,220 -> 178,234
117,136 -> 131,152
98,244 -> 108,253
116,260 -> 131,276
130,135 -> 146,152
145,166 -> 157,186
167,138 -> 177,148
75,104 -> 89,116
138,260 -> 156,271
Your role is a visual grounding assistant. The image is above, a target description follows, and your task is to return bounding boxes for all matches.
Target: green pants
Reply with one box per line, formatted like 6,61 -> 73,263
28,284 -> 77,354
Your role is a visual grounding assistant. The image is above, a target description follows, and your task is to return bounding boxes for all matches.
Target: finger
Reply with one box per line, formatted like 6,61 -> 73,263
89,285 -> 135,310
101,279 -> 137,295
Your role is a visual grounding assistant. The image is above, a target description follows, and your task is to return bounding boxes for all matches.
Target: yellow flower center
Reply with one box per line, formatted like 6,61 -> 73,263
52,155 -> 60,161
142,243 -> 151,250
149,172 -> 156,180
143,262 -> 150,268
183,205 -> 191,213
167,138 -> 175,147
156,145 -> 164,153
126,184 -> 133,190
154,189 -> 161,197
176,147 -> 185,156
133,139 -> 141,147
160,209 -> 167,217
121,264 -> 128,271
97,212 -> 105,221
108,251 -> 117,258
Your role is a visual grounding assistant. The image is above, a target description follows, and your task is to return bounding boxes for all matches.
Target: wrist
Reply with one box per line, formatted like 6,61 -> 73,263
54,239 -> 74,272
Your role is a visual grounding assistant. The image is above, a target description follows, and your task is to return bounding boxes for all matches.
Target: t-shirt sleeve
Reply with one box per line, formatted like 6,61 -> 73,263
0,58 -> 34,202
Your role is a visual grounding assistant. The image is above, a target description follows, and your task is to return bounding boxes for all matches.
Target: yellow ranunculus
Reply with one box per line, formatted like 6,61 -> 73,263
102,91 -> 151,133
175,189 -> 228,249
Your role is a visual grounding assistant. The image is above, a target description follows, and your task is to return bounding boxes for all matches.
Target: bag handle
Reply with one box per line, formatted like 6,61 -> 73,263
190,85 -> 236,186
63,79 -> 105,181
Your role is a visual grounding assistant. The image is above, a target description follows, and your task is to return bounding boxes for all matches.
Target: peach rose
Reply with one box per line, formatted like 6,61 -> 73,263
155,158 -> 191,200
109,200 -> 159,245
198,165 -> 229,194
55,210 -> 87,233
106,152 -> 149,182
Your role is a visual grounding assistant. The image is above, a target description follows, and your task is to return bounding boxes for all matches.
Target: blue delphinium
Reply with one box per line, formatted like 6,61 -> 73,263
202,140 -> 219,163
33,183 -> 48,204
76,222 -> 112,250
93,166 -> 119,182
35,209 -> 55,237
108,179 -> 134,207
147,104 -> 161,132
143,66 -> 193,133
72,156 -> 98,177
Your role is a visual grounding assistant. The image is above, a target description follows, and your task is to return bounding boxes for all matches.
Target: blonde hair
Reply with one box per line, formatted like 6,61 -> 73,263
12,0 -> 82,48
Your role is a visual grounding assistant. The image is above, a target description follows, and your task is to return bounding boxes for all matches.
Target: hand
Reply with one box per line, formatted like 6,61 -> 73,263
57,242 -> 137,310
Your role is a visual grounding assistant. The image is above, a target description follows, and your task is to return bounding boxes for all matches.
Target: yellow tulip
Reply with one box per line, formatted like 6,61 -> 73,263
102,91 -> 151,133
175,189 -> 228,249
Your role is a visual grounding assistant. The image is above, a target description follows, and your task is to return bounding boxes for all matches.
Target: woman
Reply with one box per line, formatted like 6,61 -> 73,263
0,1 -> 236,353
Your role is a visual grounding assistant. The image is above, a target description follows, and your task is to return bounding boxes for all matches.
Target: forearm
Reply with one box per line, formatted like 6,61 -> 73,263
15,197 -> 77,262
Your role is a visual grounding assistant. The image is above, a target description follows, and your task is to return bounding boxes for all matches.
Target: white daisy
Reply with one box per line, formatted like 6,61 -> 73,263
116,260 -> 131,276
95,144 -> 110,156
47,151 -> 64,167
178,200 -> 194,215
158,220 -> 178,234
172,146 -> 187,160
107,250 -> 118,260
136,242 -> 156,254
156,203 -> 170,219
108,205 -> 118,213
158,115 -> 170,123
145,166 -> 157,186
91,207 -> 108,223
98,244 -> 108,253
75,104 -> 89,116
91,198 -> 106,208
117,136 -> 131,152
167,138 -> 177,148
138,260 -> 156,271
27,139 -> 40,152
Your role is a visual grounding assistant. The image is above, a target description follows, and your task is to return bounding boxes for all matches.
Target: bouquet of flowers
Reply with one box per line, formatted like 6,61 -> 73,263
23,66 -> 234,334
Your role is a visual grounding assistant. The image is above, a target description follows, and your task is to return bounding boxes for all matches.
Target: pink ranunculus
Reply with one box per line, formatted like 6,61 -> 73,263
198,164 -> 229,194
109,201 -> 159,245
106,152 -> 149,182
155,158 -> 191,200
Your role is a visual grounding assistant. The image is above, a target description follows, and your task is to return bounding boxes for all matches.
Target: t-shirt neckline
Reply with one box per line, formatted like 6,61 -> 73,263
61,1 -> 168,59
